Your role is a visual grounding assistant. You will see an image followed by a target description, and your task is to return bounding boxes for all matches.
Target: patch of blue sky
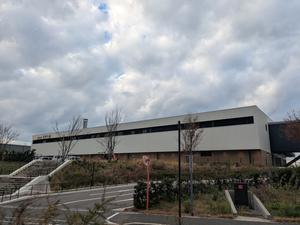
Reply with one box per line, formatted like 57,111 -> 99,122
104,31 -> 112,43
98,2 -> 108,14
89,0 -> 108,14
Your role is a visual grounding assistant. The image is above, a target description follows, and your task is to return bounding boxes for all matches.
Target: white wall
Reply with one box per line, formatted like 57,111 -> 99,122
32,105 -> 271,156
253,108 -> 272,153
33,124 -> 260,156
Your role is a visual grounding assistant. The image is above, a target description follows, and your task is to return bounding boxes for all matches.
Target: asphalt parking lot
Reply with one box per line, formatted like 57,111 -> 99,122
0,183 -> 135,224
0,183 -> 296,225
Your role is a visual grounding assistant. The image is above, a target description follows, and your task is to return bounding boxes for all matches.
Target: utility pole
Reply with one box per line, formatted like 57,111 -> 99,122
189,148 -> 194,216
178,121 -> 182,224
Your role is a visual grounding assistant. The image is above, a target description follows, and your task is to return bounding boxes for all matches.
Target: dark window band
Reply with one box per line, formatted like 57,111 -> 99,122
32,116 -> 254,144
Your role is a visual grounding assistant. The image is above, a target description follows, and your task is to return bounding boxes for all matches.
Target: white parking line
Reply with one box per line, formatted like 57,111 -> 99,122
0,205 -> 96,212
111,198 -> 133,203
0,183 -> 136,205
106,212 -> 119,225
89,188 -> 133,196
123,223 -> 166,225
3,216 -> 66,222
112,206 -> 134,211
61,193 -> 133,205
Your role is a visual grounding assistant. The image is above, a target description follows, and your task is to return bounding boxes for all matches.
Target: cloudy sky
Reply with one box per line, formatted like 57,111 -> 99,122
0,0 -> 300,143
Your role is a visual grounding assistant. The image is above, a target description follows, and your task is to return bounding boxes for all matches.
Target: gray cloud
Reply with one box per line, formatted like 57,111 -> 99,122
0,0 -> 299,142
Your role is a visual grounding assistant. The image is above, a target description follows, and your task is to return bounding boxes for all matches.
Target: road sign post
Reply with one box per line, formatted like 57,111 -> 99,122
143,155 -> 151,210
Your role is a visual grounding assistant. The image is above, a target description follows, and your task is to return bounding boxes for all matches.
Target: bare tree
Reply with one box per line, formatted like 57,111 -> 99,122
98,108 -> 122,161
181,114 -> 204,216
284,110 -> 300,141
0,122 -> 19,155
53,116 -> 82,162
181,115 -> 204,153
283,110 -> 300,166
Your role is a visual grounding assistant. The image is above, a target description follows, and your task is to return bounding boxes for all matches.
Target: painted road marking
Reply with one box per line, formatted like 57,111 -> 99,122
106,212 -> 119,225
0,205 -> 99,212
0,183 -> 136,205
123,223 -> 166,225
111,198 -> 133,203
89,188 -> 133,196
61,193 -> 133,205
112,206 -> 134,211
1,217 -> 66,225
3,216 -> 66,222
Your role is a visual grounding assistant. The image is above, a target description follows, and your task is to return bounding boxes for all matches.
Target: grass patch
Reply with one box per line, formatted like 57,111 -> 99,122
144,191 -> 232,218
49,159 -> 272,190
252,186 -> 300,218
192,191 -> 232,216
0,161 -> 25,175
50,160 -> 147,190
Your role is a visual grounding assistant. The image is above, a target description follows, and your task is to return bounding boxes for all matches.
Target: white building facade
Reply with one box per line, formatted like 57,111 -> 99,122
32,106 -> 276,166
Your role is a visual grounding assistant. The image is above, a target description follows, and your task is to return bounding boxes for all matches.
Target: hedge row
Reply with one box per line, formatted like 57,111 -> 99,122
133,178 -> 228,209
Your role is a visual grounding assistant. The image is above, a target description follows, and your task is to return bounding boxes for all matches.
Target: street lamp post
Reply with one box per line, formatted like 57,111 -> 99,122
178,121 -> 182,224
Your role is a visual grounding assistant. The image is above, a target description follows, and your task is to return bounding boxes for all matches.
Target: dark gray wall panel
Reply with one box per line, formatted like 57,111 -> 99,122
269,122 -> 300,153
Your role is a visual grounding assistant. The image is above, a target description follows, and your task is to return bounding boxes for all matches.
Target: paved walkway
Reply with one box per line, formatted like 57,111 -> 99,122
109,212 -> 293,225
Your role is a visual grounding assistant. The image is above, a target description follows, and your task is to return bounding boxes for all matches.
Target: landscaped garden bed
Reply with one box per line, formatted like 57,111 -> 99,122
252,186 -> 300,223
133,179 -> 232,218
49,159 -> 300,222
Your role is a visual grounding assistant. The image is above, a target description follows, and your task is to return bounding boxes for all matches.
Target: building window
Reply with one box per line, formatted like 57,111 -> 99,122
200,151 -> 212,157
33,116 -> 254,144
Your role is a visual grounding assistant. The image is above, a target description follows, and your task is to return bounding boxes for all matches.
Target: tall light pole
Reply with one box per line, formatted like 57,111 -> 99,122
178,121 -> 182,224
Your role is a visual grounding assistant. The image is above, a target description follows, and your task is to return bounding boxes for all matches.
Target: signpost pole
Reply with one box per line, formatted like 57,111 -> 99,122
146,164 -> 150,210
143,155 -> 151,210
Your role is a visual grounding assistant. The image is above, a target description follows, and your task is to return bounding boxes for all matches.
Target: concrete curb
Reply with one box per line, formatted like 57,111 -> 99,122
224,190 -> 237,215
252,193 -> 271,219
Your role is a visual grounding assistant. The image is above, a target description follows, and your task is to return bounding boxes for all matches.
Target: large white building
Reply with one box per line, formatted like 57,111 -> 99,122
32,105 -> 290,166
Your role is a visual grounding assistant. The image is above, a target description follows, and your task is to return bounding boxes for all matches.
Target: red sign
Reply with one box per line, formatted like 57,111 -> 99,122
143,155 -> 151,167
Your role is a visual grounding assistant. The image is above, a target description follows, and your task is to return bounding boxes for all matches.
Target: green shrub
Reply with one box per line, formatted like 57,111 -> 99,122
157,178 -> 177,202
276,204 -> 300,217
183,200 -> 191,214
209,200 -> 232,214
133,181 -> 160,209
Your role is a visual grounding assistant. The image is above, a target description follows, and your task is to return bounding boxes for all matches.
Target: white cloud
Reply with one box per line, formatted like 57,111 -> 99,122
0,0 -> 300,142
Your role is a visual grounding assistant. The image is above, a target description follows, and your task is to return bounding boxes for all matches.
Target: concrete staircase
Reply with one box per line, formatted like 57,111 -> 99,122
13,160 -> 60,177
0,160 -> 63,198
0,176 -> 32,195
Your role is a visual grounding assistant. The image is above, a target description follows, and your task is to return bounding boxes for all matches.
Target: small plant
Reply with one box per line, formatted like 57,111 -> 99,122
134,181 -> 160,209
183,200 -> 191,214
